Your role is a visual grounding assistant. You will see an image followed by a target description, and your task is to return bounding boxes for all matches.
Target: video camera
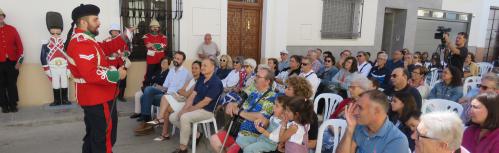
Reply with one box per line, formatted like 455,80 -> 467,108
434,26 -> 452,40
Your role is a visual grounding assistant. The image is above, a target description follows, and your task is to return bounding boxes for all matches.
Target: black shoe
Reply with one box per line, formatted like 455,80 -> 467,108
49,102 -> 60,107
50,89 -> 62,106
10,107 -> 18,113
61,88 -> 71,105
136,118 -> 144,122
2,107 -> 9,113
130,113 -> 141,119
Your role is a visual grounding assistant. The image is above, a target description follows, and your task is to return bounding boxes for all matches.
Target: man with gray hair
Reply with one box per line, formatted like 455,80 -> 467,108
197,33 -> 220,60
337,90 -> 409,153
412,111 -> 468,153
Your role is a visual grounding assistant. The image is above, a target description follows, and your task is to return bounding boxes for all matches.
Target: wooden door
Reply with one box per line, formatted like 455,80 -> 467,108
228,0 -> 262,62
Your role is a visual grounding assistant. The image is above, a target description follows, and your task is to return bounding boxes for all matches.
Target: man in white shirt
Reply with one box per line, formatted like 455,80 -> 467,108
299,57 -> 320,98
135,51 -> 191,135
356,51 -> 372,77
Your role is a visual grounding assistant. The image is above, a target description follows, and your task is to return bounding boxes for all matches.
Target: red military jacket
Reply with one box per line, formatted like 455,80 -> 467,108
99,35 -> 129,56
143,33 -> 167,64
0,24 -> 24,62
66,28 -> 119,106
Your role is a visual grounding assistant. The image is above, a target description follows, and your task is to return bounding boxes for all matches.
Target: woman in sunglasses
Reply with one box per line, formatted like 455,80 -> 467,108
428,66 -> 463,102
462,92 -> 499,153
216,55 -> 234,80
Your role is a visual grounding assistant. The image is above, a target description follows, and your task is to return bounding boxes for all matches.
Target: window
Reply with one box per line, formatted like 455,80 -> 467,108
321,0 -> 363,39
120,0 -> 168,61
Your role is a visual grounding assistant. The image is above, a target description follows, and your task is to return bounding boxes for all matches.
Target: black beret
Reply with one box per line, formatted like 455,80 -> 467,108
71,4 -> 100,22
46,11 -> 64,32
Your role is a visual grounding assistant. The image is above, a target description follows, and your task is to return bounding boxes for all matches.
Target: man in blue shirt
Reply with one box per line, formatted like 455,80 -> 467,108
386,50 -> 404,72
169,58 -> 223,153
278,50 -> 289,71
337,90 -> 409,153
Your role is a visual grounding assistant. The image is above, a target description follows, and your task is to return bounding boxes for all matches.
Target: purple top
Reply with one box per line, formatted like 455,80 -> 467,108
462,125 -> 499,153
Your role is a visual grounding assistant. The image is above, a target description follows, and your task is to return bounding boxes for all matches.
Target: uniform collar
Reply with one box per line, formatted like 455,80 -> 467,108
75,28 -> 96,39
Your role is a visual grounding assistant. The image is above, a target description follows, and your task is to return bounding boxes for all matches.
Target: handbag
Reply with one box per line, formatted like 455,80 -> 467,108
225,89 -> 271,138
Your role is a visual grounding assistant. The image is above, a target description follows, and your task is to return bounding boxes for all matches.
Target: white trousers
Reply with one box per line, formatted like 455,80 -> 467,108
50,66 -> 68,89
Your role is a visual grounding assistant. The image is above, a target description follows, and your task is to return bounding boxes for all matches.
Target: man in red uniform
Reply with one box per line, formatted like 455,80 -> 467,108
143,19 -> 167,80
100,23 -> 132,102
64,4 -> 127,153
0,8 -> 23,113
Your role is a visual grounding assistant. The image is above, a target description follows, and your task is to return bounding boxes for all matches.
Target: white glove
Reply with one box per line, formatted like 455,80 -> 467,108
147,50 -> 156,56
124,58 -> 132,68
45,70 -> 52,78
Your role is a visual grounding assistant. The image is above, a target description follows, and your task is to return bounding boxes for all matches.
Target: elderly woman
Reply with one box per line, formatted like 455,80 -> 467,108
412,111 -> 467,153
221,56 -> 243,91
329,74 -> 373,119
428,66 -> 463,102
408,65 -> 430,99
267,58 -> 280,76
462,92 -> 499,153
217,55 -> 234,80
369,52 -> 391,90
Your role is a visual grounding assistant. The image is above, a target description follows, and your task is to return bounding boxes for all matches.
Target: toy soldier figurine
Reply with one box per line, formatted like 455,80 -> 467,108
100,23 -> 132,101
41,11 -> 71,106
65,4 -> 127,153
143,19 -> 167,80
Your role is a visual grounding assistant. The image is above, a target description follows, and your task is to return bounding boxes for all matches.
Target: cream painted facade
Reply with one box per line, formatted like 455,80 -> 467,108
1,0 -> 497,106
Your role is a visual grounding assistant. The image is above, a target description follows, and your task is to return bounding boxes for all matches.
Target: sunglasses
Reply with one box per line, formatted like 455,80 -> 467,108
357,55 -> 363,57
391,74 -> 398,78
51,33 -> 61,35
220,59 -> 226,62
325,60 -> 332,63
233,61 -> 240,64
301,63 -> 309,66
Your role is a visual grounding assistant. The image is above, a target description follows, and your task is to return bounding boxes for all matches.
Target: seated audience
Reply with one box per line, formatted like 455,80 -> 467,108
408,65 -> 430,99
170,58 -> 223,153
279,96 -> 316,153
317,56 -> 339,82
278,50 -> 290,72
356,51 -> 372,77
412,111 -> 468,153
267,58 -> 280,76
369,52 -> 391,90
299,57 -> 320,98
134,51 -> 191,135
428,66 -> 463,102
275,55 -> 302,93
148,61 -> 201,141
331,56 -> 359,97
337,90 -> 409,153
221,56 -> 243,91
462,92 -> 499,153
386,50 -> 404,72
216,55 -> 234,80
463,52 -> 479,78
336,50 -> 352,68
388,92 -> 419,151
209,68 -> 277,153
131,58 -> 170,119
329,74 -> 373,119
460,72 -> 498,122
384,68 -> 422,109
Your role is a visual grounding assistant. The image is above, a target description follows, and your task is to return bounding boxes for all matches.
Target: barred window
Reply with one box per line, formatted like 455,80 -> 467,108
321,0 -> 363,39
120,0 -> 168,61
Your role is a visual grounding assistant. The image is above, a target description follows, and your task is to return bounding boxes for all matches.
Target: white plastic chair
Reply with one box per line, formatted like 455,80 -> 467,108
422,99 -> 463,115
463,76 -> 481,96
191,96 -> 221,153
315,119 -> 347,153
313,93 -> 343,122
427,68 -> 440,90
477,62 -> 493,76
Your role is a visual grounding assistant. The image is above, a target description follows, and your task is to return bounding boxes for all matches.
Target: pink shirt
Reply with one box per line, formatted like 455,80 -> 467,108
462,125 -> 499,153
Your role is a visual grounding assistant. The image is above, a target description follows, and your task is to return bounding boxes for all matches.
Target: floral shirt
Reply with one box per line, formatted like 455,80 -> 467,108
239,89 -> 277,137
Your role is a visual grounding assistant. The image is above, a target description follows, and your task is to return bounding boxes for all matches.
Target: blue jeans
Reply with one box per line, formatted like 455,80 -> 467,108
140,86 -> 164,117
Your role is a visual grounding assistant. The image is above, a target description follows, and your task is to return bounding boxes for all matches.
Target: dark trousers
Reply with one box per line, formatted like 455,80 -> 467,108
0,60 -> 19,109
145,64 -> 160,82
82,101 -> 118,153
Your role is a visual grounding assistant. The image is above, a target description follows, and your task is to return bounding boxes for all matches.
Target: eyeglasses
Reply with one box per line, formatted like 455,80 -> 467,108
412,71 -> 421,75
301,63 -> 309,66
416,129 -> 438,141
233,61 -> 240,64
478,84 -> 494,90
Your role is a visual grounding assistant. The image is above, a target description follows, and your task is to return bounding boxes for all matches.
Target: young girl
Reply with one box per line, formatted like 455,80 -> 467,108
241,96 -> 291,153
279,96 -> 315,153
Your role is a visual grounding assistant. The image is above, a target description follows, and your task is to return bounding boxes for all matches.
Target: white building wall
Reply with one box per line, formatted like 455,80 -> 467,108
442,0 -> 490,48
286,0 -> 379,47
261,0 -> 288,61
177,0 -> 227,61
0,0 -> 120,64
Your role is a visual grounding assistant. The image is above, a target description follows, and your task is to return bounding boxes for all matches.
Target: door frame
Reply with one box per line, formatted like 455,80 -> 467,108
228,0 -> 263,62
